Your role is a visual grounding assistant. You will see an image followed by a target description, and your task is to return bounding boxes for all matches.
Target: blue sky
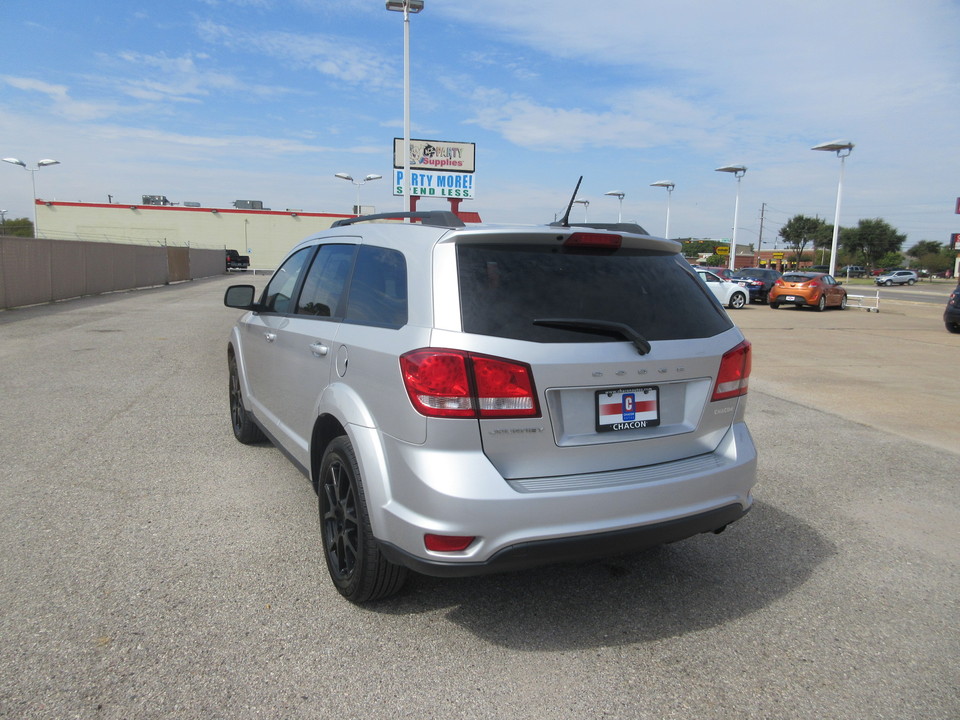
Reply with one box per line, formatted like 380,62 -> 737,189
2,0 -> 959,249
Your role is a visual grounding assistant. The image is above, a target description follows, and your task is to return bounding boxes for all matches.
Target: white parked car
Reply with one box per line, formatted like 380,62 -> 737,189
696,269 -> 748,309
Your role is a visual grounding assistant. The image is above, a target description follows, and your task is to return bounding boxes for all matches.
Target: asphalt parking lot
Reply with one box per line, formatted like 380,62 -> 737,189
0,276 -> 957,720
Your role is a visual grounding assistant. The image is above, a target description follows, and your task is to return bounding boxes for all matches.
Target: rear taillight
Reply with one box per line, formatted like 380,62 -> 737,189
712,340 -> 752,401
400,349 -> 540,419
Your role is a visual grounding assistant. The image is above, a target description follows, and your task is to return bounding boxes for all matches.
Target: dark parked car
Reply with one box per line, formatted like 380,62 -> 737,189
730,267 -> 782,304
945,285 -> 960,333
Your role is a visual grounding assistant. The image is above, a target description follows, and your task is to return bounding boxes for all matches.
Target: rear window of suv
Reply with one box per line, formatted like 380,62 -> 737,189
457,243 -> 732,342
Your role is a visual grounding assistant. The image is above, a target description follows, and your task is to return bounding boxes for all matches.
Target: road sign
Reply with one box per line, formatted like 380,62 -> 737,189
715,246 -> 729,255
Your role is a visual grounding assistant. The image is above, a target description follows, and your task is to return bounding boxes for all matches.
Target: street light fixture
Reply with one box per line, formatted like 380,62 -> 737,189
715,165 -> 746,271
335,173 -> 383,216
3,157 -> 60,237
811,139 -> 854,277
603,191 -> 625,222
649,180 -> 675,239
572,198 -> 590,222
386,0 -> 424,219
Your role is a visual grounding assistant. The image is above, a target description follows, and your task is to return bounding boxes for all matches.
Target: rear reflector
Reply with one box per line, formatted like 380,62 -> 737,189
564,232 -> 622,249
712,340 -> 752,401
424,534 -> 476,552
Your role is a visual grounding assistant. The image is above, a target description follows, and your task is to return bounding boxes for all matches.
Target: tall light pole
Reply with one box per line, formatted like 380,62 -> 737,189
572,198 -> 590,222
811,139 -> 854,277
715,165 -> 746,271
335,173 -> 383,216
604,191 -> 625,222
3,157 -> 60,238
650,180 -> 675,238
386,0 -> 423,218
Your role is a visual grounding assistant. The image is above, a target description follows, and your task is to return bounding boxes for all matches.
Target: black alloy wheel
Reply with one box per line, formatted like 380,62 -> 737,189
319,437 -> 407,603
229,353 -> 265,444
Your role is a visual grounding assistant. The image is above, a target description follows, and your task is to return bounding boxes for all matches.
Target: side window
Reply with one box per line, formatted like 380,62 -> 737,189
262,247 -> 313,314
296,244 -> 357,317
344,246 -> 408,328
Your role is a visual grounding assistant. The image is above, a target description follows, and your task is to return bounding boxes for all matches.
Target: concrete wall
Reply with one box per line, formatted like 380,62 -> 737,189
36,201 -> 353,271
0,236 -> 224,310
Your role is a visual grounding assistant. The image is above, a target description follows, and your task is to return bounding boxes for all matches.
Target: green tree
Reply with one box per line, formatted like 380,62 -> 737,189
682,239 -> 722,255
877,251 -> 905,269
779,215 -> 831,266
841,218 -> 906,268
1,217 -> 34,237
906,240 -> 943,259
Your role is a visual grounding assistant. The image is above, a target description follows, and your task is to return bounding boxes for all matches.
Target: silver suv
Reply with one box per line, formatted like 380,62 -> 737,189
875,269 -> 918,286
224,211 -> 757,602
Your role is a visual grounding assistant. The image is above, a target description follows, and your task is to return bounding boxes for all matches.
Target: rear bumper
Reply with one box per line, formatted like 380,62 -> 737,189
353,420 -> 757,576
379,502 -> 749,577
772,293 -> 813,306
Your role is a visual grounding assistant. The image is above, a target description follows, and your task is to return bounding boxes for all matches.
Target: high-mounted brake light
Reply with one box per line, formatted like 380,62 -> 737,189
400,349 -> 540,419
564,232 -> 622,249
712,340 -> 752,401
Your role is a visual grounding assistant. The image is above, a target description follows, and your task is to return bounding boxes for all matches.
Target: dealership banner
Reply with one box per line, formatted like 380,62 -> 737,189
393,170 -> 475,199
393,138 -> 476,173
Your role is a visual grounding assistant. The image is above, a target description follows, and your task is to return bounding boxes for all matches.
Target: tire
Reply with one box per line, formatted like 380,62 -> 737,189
884,279 -> 893,286
729,292 -> 746,309
907,279 -> 916,285
947,321 -> 960,334
769,302 -> 779,309
816,294 -> 826,312
229,353 -> 266,444
839,294 -> 847,310
319,436 -> 407,603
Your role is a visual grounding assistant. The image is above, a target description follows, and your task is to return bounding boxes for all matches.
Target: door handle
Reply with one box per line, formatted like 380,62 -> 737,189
264,332 -> 277,343
310,342 -> 329,357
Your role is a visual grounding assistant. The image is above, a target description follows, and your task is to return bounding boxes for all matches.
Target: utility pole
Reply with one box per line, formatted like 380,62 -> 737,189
758,202 -> 766,250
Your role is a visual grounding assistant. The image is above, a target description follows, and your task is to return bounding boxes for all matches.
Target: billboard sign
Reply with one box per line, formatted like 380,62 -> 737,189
393,170 -> 474,198
393,138 -> 475,173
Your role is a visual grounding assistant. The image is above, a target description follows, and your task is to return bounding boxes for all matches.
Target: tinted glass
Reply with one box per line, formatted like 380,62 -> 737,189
457,244 -> 732,343
344,246 -> 408,328
262,247 -> 313,314
296,244 -> 356,317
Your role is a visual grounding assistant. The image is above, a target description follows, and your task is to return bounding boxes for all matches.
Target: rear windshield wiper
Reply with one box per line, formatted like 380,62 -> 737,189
532,318 -> 652,355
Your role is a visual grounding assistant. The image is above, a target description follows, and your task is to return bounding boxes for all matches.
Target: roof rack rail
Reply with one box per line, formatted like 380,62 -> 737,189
549,221 -> 651,236
331,211 -> 466,229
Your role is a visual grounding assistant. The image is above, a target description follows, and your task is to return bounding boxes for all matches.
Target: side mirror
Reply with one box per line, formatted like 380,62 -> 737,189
224,284 -> 258,309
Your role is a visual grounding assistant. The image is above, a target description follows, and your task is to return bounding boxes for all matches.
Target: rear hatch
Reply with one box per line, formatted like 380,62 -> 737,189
439,228 -> 749,480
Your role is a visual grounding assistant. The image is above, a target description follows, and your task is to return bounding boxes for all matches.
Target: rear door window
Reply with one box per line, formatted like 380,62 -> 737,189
344,246 -> 408,328
457,243 -> 732,342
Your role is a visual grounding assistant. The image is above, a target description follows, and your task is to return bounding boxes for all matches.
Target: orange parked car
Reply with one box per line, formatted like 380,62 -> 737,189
769,272 -> 847,311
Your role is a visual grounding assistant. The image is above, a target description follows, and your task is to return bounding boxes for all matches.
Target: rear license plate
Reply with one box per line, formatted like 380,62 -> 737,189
596,387 -> 660,432
784,295 -> 797,301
